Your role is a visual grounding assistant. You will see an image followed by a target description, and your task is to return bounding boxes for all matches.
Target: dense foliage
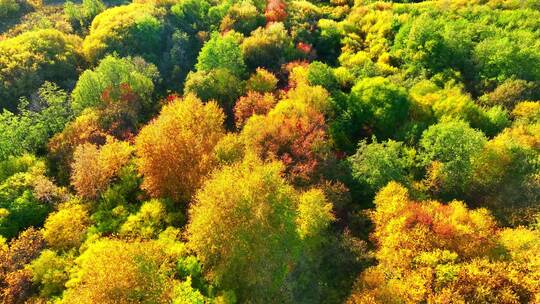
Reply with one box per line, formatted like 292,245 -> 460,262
0,0 -> 539,303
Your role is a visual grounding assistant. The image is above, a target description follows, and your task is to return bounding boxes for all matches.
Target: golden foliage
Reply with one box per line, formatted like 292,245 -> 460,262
349,182 -> 540,303
296,189 -> 334,241
48,110 -> 107,184
61,238 -> 179,304
186,156 -> 299,301
70,138 -> 133,199
241,92 -> 329,185
135,94 -> 225,202
42,202 -> 90,251
119,199 -> 167,239
82,4 -> 164,62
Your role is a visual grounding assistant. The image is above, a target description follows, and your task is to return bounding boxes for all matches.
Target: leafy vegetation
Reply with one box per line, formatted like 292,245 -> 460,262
0,0 -> 539,303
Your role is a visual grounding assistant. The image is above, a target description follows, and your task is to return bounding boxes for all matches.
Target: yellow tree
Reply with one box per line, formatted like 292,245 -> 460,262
186,156 -> 300,302
60,238 -> 179,304
70,138 -> 134,199
348,182 -> 538,303
42,201 -> 90,251
135,94 -> 225,202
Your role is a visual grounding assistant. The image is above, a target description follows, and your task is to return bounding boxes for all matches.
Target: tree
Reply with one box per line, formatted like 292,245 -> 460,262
72,56 -> 158,114
3,227 -> 45,270
348,182 -> 537,303
28,249 -> 72,297
307,61 -> 339,92
234,91 -> 276,128
349,77 -> 410,139
474,33 -> 540,91
264,0 -> 287,23
71,139 -> 134,199
161,29 -> 201,92
60,238 -> 180,304
42,202 -> 90,251
479,79 -> 538,109
0,0 -> 21,21
241,22 -> 294,71
64,0 -> 105,31
296,189 -> 334,244
184,68 -> 245,120
186,156 -> 299,302
0,29 -> 82,110
0,157 -> 58,238
245,68 -> 278,93
0,82 -> 72,161
169,0 -> 211,34
82,3 -> 165,63
195,31 -> 246,78
241,95 -> 329,185
471,124 -> 540,225
0,228 -> 45,303
71,56 -> 158,137
119,199 -> 167,239
135,95 -> 225,202
48,110 -> 107,185
512,101 -> 540,124
212,133 -> 246,166
419,120 -> 487,199
349,139 -> 416,199
393,15 -> 453,76
220,1 -> 264,35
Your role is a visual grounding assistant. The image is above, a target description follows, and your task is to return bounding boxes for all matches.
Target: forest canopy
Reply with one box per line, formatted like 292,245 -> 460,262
0,0 -> 539,303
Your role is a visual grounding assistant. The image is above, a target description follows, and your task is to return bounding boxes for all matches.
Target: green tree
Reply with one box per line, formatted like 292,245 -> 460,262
27,249 -> 72,297
0,82 -> 72,161
349,77 -> 410,139
241,22 -> 294,71
71,56 -> 158,137
0,157 -> 61,238
64,0 -> 105,31
72,56 -> 158,115
170,0 -> 211,34
195,31 -> 246,78
349,139 -> 416,199
307,61 -> 339,92
0,0 -> 20,21
474,33 -> 540,91
119,199 -> 168,239
184,68 -> 245,118
419,120 -> 487,199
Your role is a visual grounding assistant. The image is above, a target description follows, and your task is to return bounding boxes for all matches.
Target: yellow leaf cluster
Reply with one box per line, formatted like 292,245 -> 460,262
71,138 -> 133,199
135,94 -> 225,202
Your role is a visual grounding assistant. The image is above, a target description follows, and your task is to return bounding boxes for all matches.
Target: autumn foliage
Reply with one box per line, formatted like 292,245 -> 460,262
135,95 -> 225,202
265,0 -> 287,24
1,0 -> 540,303
71,138 -> 133,199
234,91 -> 276,128
348,182 -> 539,303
